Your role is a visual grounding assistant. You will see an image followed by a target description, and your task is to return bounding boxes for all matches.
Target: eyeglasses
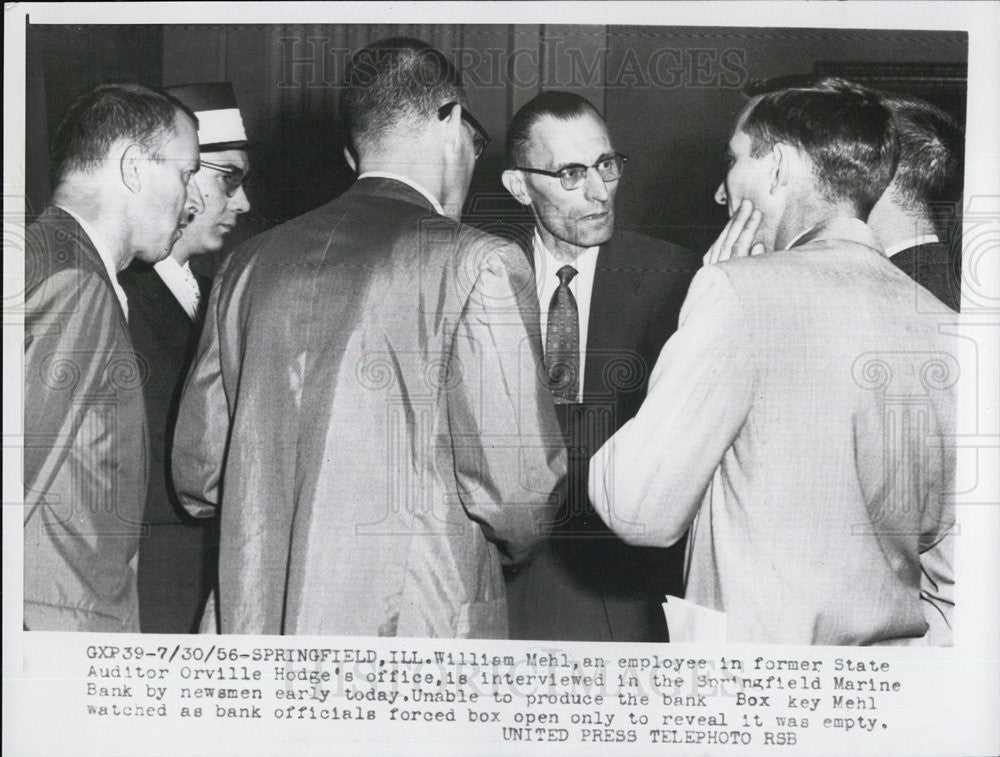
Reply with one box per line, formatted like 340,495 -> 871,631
199,159 -> 248,197
438,102 -> 492,158
515,153 -> 628,191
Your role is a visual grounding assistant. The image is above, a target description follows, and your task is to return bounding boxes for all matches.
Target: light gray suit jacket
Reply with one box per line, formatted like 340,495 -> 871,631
590,217 -> 956,645
173,178 -> 565,637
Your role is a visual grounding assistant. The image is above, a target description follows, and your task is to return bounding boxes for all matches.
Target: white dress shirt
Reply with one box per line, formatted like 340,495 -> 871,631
357,171 -> 445,217
884,233 -> 940,259
533,231 -> 600,403
54,205 -> 129,320
154,256 -> 202,321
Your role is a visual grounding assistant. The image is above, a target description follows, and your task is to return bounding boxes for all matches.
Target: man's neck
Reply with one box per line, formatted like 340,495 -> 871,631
167,242 -> 195,267
867,201 -> 937,254
356,156 -> 456,220
775,200 -> 859,251
51,186 -> 131,271
536,227 -> 592,263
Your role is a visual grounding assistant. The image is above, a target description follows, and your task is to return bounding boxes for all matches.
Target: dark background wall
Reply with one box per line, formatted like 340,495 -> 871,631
26,23 -> 967,261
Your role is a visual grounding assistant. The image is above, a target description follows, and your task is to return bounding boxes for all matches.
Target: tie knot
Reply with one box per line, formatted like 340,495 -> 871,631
557,265 -> 578,286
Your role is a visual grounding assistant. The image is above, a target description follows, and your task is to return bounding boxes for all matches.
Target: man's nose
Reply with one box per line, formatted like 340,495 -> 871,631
583,167 -> 610,203
714,182 -> 728,206
186,176 -> 205,214
230,185 -> 251,215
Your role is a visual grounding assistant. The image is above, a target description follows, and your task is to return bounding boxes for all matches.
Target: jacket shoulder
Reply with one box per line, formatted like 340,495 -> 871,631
26,213 -> 102,293
609,228 -> 699,272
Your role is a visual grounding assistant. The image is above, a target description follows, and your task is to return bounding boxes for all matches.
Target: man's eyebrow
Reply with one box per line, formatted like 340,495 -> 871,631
551,160 -> 588,171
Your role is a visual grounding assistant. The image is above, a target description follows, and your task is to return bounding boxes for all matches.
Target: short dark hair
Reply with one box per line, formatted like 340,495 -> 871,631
51,82 -> 197,185
740,84 -> 899,217
505,91 -> 603,168
340,37 -> 464,151
882,95 -> 964,214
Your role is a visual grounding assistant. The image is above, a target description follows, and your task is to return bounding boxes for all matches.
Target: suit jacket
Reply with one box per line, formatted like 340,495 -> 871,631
591,218 -> 956,645
172,177 -> 565,637
890,240 -> 961,312
23,206 -> 147,631
506,228 -> 699,642
118,261 -> 211,526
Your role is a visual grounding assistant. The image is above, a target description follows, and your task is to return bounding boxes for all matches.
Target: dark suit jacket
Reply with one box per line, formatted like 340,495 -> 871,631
889,241 -> 961,312
118,261 -> 211,525
505,227 -> 700,642
24,206 -> 147,631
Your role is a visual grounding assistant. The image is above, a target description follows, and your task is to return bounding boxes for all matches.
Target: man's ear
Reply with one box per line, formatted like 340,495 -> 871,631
770,142 -> 795,195
120,143 -> 144,193
441,102 -> 464,152
501,169 -> 532,207
342,144 -> 357,173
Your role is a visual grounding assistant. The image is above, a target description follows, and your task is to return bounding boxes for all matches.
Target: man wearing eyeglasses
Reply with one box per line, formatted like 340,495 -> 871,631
171,38 -> 564,637
118,82 -> 250,633
500,91 -> 699,643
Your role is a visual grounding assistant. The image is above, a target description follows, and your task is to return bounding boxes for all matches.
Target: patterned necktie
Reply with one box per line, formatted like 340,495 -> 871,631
546,264 -> 580,402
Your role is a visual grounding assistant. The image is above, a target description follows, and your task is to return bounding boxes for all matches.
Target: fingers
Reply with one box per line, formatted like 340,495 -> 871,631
719,200 -> 754,262
730,206 -> 762,260
705,199 -> 762,266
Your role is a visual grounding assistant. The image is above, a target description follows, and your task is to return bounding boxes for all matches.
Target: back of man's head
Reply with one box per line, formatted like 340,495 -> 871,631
741,83 -> 899,218
504,91 -> 603,168
51,82 -> 196,186
340,37 -> 464,154
882,95 -> 963,217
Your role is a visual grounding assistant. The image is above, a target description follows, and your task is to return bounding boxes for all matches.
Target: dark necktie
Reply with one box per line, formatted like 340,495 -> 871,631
546,264 -> 580,402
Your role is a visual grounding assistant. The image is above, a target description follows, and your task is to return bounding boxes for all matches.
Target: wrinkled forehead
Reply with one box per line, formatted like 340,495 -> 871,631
201,148 -> 250,173
525,111 -> 613,166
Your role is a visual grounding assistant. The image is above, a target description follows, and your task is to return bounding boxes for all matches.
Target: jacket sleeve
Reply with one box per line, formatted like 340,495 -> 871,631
918,530 -> 954,645
171,266 -> 231,517
589,264 -> 754,547
446,240 -> 565,566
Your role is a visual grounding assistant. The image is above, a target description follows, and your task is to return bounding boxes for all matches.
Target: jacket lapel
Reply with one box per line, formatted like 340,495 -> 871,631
583,235 -> 645,398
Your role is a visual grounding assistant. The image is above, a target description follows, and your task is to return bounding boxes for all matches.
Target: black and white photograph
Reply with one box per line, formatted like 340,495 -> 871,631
4,3 -> 999,755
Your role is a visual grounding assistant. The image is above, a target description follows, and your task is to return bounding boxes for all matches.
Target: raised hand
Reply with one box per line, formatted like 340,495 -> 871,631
704,199 -> 765,266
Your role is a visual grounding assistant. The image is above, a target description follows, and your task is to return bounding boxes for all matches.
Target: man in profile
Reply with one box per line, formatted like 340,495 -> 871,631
172,38 -> 564,637
500,91 -> 698,642
24,82 -> 203,631
119,82 -> 252,633
591,84 -> 956,645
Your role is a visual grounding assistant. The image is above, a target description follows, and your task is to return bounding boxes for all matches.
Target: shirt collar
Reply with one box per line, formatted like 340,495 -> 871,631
153,255 -> 190,278
153,256 -> 200,320
53,204 -> 130,320
783,217 -> 880,252
356,171 -> 445,216
884,233 -> 940,259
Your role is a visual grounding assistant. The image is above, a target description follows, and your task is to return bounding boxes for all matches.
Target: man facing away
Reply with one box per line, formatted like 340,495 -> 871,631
119,82 -> 252,633
500,91 -> 699,642
24,83 -> 204,631
867,93 -> 964,312
172,38 -> 565,637
590,84 -> 956,645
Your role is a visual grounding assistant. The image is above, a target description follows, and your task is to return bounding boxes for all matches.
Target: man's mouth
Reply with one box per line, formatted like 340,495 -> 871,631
580,211 -> 609,221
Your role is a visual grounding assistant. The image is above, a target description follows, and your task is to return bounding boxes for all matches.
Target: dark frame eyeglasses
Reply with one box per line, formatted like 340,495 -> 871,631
199,159 -> 248,197
437,102 -> 492,158
515,153 -> 628,191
